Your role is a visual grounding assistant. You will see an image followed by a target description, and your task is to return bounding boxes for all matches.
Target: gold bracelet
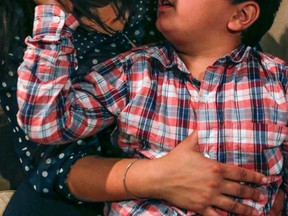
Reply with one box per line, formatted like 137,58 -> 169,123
123,159 -> 145,200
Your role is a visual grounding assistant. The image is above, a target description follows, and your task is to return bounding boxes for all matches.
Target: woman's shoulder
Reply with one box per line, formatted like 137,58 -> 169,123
0,35 -> 26,94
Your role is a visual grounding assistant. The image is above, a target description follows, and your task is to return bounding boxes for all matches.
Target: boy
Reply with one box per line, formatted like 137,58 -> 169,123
17,0 -> 287,215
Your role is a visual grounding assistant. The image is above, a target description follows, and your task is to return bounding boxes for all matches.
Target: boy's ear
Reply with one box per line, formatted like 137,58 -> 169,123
227,1 -> 260,32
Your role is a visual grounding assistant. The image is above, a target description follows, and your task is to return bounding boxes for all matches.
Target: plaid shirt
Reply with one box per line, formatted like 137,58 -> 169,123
17,6 -> 288,216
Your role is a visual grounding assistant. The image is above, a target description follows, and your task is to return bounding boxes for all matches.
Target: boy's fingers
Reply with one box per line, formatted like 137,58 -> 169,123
34,0 -> 72,12
221,164 -> 268,184
34,0 -> 60,5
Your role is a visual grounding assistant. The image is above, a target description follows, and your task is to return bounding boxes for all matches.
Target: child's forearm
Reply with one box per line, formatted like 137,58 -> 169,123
17,5 -> 118,144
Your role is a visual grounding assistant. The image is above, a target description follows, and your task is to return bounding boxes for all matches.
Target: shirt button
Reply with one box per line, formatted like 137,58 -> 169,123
203,95 -> 209,102
52,16 -> 61,23
203,152 -> 211,158
50,44 -> 56,49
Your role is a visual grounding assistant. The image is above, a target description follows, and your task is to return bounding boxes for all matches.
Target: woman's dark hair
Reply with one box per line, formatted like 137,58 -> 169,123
0,0 -> 134,61
57,0 -> 135,33
231,0 -> 282,46
0,0 -> 35,62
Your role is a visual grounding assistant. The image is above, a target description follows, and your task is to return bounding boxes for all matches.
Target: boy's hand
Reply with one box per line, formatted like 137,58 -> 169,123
34,0 -> 72,13
34,0 -> 60,5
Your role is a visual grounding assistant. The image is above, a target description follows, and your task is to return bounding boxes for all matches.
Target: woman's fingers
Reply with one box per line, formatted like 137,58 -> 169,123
212,196 -> 259,216
176,130 -> 200,152
201,207 -> 221,216
221,164 -> 268,185
269,189 -> 285,216
221,179 -> 264,201
163,132 -> 269,215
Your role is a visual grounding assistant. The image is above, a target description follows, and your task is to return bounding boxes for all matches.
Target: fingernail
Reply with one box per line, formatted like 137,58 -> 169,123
261,177 -> 268,184
259,193 -> 265,201
252,209 -> 259,216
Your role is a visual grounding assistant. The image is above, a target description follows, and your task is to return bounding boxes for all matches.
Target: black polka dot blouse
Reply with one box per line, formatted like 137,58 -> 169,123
0,0 -> 163,202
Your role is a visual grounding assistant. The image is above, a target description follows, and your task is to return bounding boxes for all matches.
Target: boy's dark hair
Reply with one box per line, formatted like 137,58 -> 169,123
57,0 -> 134,33
231,0 -> 282,46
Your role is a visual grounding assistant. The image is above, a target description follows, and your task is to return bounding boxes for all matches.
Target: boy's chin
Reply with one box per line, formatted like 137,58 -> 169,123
156,19 -> 172,35
159,31 -> 180,45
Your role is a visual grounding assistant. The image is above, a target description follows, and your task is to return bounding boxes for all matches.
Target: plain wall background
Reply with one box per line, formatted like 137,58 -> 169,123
260,0 -> 288,62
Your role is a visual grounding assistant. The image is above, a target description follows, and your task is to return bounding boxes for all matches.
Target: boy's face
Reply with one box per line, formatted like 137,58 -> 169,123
156,0 -> 237,49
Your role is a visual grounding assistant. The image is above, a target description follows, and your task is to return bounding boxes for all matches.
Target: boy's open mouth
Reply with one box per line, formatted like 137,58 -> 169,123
159,0 -> 174,7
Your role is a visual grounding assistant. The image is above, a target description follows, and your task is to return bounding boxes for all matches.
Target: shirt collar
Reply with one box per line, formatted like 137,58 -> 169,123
163,43 -> 254,74
162,43 -> 191,75
220,44 -> 252,64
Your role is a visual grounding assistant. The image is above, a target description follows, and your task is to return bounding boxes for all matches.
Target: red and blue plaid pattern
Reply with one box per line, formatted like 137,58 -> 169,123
17,5 -> 288,215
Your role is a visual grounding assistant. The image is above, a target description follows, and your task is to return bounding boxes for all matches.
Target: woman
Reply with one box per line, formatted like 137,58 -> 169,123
1,0 -> 285,215
0,0 -> 34,188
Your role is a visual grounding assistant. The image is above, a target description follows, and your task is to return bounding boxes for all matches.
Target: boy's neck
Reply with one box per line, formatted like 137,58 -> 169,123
176,39 -> 241,81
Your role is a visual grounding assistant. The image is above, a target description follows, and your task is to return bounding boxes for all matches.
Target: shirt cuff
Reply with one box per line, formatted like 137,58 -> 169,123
33,5 -> 79,42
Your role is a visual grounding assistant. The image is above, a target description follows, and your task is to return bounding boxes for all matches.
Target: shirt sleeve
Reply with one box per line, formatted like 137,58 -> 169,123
17,5 -> 127,145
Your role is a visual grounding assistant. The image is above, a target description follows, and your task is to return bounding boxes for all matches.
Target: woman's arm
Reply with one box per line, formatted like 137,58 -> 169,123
16,3 -> 276,216
67,131 -> 267,216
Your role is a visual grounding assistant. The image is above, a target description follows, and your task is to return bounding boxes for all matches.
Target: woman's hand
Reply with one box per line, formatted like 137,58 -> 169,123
152,131 -> 267,216
269,188 -> 285,216
67,131 -> 270,215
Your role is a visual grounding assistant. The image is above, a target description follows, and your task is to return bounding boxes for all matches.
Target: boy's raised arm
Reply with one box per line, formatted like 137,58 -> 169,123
17,5 -> 122,144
